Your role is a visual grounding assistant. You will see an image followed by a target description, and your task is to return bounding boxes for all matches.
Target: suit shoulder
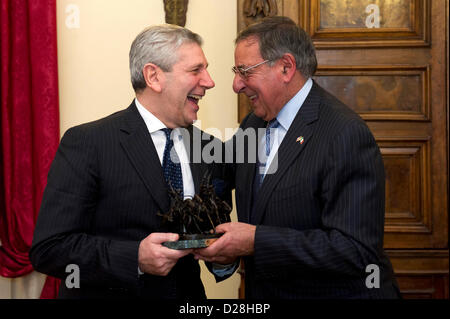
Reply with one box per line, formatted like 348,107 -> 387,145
63,107 -> 128,138
315,85 -> 368,131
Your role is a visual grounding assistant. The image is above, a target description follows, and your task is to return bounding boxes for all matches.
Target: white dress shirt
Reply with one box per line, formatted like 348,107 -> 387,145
135,98 -> 195,199
135,98 -> 235,277
261,78 -> 313,177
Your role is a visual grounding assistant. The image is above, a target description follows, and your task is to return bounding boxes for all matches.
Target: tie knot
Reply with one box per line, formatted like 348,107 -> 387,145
161,128 -> 172,140
267,118 -> 279,130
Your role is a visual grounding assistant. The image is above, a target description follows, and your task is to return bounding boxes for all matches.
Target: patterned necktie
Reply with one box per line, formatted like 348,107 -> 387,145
161,128 -> 183,198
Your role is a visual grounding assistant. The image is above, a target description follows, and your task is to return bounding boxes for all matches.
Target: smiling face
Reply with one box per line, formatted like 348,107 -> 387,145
161,42 -> 215,128
232,37 -> 286,121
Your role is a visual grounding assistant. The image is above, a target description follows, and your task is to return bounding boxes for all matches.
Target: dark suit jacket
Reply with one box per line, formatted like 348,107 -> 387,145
29,101 -> 229,299
228,82 -> 401,299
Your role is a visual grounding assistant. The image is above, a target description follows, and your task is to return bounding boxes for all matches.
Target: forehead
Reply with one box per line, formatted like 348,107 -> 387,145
234,37 -> 262,65
174,42 -> 208,67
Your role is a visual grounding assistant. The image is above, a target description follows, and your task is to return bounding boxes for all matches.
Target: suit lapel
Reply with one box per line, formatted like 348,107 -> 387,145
240,116 -> 266,223
119,101 -> 170,212
250,83 -> 322,224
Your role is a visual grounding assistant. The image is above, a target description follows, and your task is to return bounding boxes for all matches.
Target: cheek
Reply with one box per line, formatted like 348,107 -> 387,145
259,75 -> 281,103
256,84 -> 272,104
250,75 -> 271,94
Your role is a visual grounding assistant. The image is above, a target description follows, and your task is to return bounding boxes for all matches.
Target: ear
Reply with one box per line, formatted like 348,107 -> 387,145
278,53 -> 297,83
143,63 -> 164,93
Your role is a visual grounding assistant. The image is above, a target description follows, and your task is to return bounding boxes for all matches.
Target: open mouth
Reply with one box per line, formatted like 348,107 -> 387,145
187,94 -> 202,105
248,94 -> 257,103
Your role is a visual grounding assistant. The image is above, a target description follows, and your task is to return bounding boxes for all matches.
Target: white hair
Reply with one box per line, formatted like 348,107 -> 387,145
129,24 -> 203,92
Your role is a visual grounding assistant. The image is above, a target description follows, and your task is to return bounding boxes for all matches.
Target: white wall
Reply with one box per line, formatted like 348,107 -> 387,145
0,0 -> 240,299
57,0 -> 238,138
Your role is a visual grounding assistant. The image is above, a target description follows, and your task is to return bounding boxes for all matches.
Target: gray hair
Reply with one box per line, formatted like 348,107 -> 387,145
235,16 -> 317,78
129,24 -> 203,92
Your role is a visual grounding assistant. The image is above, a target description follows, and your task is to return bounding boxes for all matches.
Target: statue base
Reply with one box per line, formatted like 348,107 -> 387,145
162,233 -> 223,250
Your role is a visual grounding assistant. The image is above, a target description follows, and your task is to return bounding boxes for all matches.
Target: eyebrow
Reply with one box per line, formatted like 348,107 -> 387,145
189,62 -> 208,70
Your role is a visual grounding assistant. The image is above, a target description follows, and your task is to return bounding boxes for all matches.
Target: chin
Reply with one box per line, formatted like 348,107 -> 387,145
190,115 -> 198,123
253,109 -> 266,120
184,116 -> 197,127
190,112 -> 198,122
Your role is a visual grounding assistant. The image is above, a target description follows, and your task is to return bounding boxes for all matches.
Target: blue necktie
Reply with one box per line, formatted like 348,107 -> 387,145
161,128 -> 183,198
255,118 -> 280,189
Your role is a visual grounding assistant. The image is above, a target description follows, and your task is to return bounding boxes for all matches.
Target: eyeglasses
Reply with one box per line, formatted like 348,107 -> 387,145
232,60 -> 270,79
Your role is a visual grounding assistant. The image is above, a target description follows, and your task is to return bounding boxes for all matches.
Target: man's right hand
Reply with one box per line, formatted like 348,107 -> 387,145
138,233 -> 192,276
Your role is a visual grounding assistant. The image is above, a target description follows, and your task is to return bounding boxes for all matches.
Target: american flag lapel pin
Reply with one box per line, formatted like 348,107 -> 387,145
296,136 -> 304,144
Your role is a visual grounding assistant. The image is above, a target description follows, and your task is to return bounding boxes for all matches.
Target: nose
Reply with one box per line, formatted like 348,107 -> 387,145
200,69 -> 215,89
232,73 -> 246,93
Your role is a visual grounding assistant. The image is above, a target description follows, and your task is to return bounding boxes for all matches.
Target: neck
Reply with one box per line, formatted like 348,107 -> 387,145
135,91 -> 154,113
269,73 -> 307,119
135,92 -> 175,128
286,72 -> 307,100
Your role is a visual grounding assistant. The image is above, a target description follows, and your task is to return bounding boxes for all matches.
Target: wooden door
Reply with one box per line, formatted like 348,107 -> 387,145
237,0 -> 448,299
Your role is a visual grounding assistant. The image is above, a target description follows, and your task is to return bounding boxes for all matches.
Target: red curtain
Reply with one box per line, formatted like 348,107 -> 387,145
0,0 -> 60,298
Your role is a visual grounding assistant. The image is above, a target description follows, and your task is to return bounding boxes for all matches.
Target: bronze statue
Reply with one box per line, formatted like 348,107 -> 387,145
158,171 -> 232,249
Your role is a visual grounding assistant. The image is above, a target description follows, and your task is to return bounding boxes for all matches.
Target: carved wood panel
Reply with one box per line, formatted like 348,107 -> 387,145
387,250 -> 449,299
305,0 -> 430,48
378,138 -> 433,244
319,0 -> 412,29
313,65 -> 430,121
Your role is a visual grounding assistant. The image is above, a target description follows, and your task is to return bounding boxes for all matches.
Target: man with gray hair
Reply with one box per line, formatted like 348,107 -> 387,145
30,24 -> 229,299
195,16 -> 401,299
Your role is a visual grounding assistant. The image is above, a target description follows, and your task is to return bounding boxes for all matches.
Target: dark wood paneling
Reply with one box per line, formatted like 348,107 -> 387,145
319,0 -> 412,29
396,275 -> 449,299
378,138 -> 433,246
305,0 -> 430,48
314,65 -> 430,121
388,250 -> 449,299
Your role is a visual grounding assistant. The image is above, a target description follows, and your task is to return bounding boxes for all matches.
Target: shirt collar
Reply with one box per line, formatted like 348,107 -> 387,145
134,97 -> 182,137
276,78 -> 313,131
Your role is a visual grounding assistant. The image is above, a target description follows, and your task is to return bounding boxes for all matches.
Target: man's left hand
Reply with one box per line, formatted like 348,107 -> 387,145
193,222 -> 256,264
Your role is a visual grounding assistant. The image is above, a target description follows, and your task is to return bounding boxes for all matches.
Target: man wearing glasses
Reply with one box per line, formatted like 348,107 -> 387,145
195,16 -> 401,299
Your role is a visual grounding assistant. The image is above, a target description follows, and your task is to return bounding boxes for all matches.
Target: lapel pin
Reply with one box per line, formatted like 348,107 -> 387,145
296,136 -> 304,144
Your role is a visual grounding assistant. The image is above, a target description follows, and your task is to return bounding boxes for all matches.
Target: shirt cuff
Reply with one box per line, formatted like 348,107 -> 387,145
211,260 -> 239,277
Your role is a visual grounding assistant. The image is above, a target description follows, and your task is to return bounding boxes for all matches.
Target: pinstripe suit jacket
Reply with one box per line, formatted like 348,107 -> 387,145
30,101 -> 229,299
231,82 -> 400,299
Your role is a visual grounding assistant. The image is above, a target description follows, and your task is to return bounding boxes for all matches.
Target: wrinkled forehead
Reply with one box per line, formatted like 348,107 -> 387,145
174,42 -> 208,67
234,37 -> 262,65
